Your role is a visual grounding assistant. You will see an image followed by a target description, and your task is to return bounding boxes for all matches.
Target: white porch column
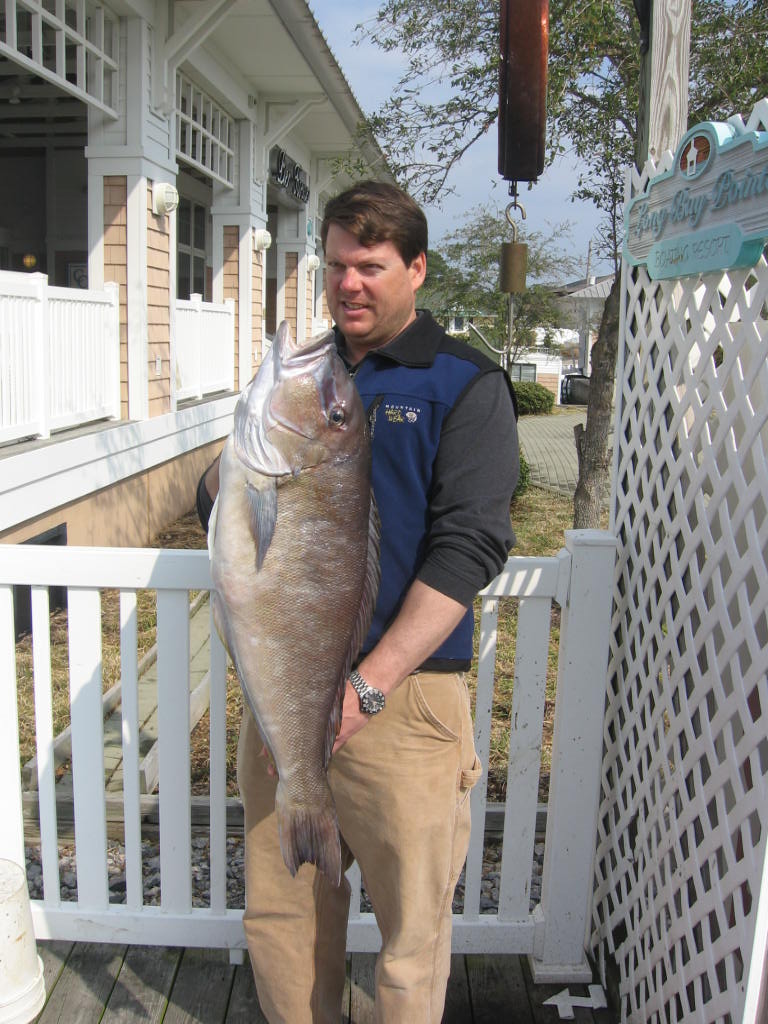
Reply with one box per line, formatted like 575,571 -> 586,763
212,120 -> 267,389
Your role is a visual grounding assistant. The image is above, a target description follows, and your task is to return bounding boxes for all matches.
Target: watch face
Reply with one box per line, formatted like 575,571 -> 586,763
361,688 -> 385,714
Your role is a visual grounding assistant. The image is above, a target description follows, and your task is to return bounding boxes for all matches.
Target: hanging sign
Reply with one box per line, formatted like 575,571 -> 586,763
624,118 -> 768,280
269,146 -> 310,204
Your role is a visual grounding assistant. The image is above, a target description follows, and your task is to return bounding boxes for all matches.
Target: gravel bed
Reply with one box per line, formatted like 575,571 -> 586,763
25,835 -> 544,915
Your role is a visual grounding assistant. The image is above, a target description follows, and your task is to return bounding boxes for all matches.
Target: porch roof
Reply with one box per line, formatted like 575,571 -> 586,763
184,0 -> 390,176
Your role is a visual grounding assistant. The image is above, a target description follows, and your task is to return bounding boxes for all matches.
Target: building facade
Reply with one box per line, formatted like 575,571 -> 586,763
0,0 -> 387,547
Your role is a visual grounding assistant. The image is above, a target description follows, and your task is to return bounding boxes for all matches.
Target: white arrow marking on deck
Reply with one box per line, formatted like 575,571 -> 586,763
542,984 -> 607,1019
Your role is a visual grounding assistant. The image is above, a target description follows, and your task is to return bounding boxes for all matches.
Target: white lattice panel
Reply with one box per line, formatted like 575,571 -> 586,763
593,100 -> 768,1023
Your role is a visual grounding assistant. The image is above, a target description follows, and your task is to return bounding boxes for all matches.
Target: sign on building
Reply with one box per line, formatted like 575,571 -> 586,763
624,117 -> 768,280
269,147 -> 310,205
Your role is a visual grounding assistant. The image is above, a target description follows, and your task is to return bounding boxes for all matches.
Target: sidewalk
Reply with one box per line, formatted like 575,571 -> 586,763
517,408 -> 586,497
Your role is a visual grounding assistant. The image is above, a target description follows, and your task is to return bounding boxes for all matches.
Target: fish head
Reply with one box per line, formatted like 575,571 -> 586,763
234,320 -> 365,476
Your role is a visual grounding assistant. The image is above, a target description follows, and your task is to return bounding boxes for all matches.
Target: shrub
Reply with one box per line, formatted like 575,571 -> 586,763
513,447 -> 531,499
513,381 -> 554,415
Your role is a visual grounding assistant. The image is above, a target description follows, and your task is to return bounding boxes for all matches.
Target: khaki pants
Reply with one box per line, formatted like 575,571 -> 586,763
237,671 -> 481,1024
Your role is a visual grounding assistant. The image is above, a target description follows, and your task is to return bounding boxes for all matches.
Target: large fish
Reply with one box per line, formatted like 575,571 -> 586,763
209,320 -> 379,885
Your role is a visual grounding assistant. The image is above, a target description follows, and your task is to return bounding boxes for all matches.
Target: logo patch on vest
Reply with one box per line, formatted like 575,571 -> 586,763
384,403 -> 421,424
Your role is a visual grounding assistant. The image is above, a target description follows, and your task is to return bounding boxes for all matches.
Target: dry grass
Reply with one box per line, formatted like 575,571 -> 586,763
465,485 -> 576,802
16,490 -> 579,803
14,511 -> 207,771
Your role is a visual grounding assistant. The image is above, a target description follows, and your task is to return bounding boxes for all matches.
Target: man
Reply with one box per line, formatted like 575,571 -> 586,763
198,181 -> 519,1022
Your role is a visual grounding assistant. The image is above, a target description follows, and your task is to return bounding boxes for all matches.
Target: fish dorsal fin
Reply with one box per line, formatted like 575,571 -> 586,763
246,480 -> 278,571
324,491 -> 382,766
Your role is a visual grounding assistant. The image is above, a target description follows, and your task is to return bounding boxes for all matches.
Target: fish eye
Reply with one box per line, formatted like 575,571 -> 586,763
328,405 -> 346,427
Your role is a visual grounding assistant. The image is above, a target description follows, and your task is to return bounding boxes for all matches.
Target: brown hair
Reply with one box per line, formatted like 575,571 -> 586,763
320,180 -> 428,266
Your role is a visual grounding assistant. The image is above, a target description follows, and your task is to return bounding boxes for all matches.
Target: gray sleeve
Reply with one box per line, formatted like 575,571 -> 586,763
417,370 -> 519,605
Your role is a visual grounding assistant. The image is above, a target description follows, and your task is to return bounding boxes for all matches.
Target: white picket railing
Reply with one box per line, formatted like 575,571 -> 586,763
1,530 -> 615,978
0,272 -> 120,444
175,294 -> 235,401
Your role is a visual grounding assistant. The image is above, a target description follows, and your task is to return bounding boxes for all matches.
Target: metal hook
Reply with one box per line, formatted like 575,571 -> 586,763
505,181 -> 527,223
504,199 -> 526,242
505,199 -> 527,227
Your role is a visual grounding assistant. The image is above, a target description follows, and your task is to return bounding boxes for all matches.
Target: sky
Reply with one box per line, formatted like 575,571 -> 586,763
309,1 -> 614,280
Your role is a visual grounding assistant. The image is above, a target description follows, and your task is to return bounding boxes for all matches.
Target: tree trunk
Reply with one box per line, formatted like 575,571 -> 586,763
572,272 -> 621,529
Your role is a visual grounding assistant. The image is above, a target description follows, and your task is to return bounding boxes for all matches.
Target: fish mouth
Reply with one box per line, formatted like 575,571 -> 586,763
233,322 -> 339,476
276,325 -> 336,378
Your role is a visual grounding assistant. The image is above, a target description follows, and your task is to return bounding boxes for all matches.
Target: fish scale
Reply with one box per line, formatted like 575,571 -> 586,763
209,320 -> 380,885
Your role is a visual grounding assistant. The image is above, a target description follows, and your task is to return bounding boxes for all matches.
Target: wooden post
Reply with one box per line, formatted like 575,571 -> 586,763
635,0 -> 692,168
574,0 -> 693,529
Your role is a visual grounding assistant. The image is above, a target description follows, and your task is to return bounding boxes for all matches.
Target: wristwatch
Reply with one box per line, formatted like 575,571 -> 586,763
349,669 -> 386,715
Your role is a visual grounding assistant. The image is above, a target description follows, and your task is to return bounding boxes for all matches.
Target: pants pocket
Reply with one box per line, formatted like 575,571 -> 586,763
411,674 -> 461,741
458,754 -> 482,806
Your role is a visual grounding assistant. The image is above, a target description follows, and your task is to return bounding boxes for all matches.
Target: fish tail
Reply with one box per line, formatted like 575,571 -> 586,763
275,783 -> 342,887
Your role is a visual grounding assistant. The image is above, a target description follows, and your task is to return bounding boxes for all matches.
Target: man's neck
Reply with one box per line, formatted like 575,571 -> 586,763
343,311 -> 421,366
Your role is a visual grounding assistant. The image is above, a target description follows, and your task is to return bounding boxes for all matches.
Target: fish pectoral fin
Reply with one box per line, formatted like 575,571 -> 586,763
206,493 -> 220,559
246,480 -> 277,571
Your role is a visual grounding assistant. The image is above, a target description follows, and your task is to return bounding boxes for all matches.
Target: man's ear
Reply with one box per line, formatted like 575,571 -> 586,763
409,251 -> 427,291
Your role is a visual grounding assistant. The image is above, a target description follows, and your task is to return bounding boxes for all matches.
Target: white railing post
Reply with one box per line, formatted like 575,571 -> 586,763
191,294 -> 203,400
531,528 -> 617,982
0,585 -> 25,866
224,297 -> 235,392
32,273 -> 51,440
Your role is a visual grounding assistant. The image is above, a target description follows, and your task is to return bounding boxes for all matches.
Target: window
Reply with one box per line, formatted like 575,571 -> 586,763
508,363 -> 537,382
177,198 -> 206,300
176,73 -> 234,187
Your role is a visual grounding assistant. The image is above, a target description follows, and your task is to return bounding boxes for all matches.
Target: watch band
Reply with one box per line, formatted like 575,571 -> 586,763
349,669 -> 386,715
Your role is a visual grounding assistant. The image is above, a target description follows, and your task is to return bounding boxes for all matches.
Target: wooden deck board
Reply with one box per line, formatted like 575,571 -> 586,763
101,946 -> 182,1023
466,954 -> 532,1023
37,942 -> 126,1023
34,939 -> 74,1015
521,956 -> 613,1023
162,949 -> 236,1024
34,942 -> 619,1022
441,955 -> 474,1022
223,961 -> 269,1023
348,952 -> 376,1022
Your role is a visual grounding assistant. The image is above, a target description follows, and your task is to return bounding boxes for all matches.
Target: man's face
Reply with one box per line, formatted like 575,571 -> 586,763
324,224 -> 426,361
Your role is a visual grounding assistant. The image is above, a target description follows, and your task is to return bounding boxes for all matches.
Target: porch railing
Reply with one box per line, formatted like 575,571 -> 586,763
0,271 -> 120,444
1,530 -> 615,980
175,294 -> 235,401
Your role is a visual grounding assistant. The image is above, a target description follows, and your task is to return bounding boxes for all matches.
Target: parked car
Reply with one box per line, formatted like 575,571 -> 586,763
561,371 -> 590,405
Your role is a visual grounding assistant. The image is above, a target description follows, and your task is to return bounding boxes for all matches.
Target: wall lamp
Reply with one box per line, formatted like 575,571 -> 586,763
254,229 -> 272,251
152,182 -> 179,216
307,254 -> 321,272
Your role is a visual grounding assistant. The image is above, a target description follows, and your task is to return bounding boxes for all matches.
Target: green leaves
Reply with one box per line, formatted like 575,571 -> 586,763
358,0 -> 768,260
418,204 -> 578,356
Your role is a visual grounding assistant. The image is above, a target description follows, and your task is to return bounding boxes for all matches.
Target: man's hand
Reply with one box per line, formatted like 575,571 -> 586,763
331,581 -> 468,756
332,680 -> 370,753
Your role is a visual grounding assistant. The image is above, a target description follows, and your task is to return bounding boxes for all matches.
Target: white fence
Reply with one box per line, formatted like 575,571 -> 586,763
175,294 -> 235,401
1,531 -> 615,978
592,99 -> 768,1023
0,272 -> 120,444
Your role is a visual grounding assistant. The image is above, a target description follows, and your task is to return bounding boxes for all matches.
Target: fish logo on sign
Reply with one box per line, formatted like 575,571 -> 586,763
624,112 -> 768,281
